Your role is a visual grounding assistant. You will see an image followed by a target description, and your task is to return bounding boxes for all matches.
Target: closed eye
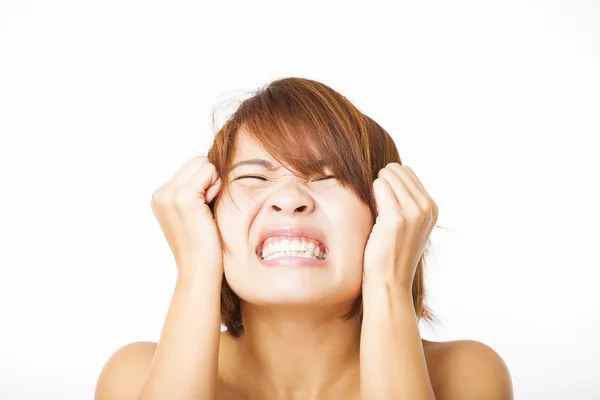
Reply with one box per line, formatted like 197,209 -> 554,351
236,175 -> 268,181
313,175 -> 336,181
235,175 -> 336,182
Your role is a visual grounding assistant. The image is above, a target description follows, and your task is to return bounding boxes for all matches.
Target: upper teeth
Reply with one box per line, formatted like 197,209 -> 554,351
260,237 -> 326,260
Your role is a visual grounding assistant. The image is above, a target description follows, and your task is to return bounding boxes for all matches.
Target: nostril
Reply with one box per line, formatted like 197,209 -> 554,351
270,205 -> 308,212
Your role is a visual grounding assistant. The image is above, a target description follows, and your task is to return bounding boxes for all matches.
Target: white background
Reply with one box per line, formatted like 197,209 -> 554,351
1,1 -> 599,399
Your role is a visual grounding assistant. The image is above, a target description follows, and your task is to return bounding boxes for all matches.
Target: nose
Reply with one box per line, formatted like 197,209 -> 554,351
267,176 -> 315,215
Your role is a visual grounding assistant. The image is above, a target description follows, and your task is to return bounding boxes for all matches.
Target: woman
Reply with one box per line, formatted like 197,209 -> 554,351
95,77 -> 513,399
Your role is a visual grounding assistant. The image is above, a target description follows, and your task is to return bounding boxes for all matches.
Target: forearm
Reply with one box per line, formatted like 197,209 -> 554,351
360,282 -> 435,400
137,269 -> 223,400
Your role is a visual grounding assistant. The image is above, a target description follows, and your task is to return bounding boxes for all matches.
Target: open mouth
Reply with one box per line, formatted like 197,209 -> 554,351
257,236 -> 328,261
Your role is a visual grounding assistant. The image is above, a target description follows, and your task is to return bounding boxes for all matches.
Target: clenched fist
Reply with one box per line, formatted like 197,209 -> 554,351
150,155 -> 223,280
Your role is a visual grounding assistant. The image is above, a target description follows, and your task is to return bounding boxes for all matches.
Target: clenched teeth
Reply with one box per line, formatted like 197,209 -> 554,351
260,237 -> 327,260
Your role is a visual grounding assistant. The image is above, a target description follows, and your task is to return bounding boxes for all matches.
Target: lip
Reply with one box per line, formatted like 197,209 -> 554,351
255,226 -> 328,259
259,255 -> 326,267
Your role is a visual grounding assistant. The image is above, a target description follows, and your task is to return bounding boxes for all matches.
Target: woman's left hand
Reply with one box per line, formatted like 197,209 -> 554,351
362,163 -> 439,296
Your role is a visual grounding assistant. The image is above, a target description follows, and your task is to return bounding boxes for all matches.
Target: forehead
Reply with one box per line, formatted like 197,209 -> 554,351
229,129 -> 289,173
229,126 -> 331,176
232,129 -> 270,159
233,127 -> 298,164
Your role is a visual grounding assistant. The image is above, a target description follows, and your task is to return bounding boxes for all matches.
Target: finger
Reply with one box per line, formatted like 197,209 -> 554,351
401,166 -> 439,218
164,155 -> 212,192
373,177 -> 402,217
378,166 -> 419,212
397,165 -> 434,204
205,175 -> 223,204
175,162 -> 222,207
387,164 -> 432,212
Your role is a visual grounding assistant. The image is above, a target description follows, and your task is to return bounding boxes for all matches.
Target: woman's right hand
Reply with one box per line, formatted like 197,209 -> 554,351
150,155 -> 223,280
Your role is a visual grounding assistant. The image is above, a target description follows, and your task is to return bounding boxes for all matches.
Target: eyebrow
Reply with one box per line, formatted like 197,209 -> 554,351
230,158 -> 281,171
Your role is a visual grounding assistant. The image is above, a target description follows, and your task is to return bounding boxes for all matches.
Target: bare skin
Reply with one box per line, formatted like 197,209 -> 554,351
95,333 -> 511,400
95,135 -> 512,399
217,334 -> 510,399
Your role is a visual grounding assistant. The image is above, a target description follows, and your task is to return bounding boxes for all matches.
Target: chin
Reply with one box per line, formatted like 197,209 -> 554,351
224,256 -> 363,305
228,277 -> 362,309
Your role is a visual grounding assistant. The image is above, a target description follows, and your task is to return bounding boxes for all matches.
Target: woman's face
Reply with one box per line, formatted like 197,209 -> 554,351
216,129 -> 374,308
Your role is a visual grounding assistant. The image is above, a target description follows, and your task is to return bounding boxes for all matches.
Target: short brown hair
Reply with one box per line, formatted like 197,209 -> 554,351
208,77 -> 437,337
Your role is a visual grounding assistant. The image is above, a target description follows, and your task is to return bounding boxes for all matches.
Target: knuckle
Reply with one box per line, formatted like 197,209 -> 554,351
174,188 -> 198,209
173,193 -> 191,209
421,203 -> 433,214
378,168 -> 391,178
405,210 -> 421,221
389,213 -> 405,227
203,162 -> 217,174
152,186 -> 178,207
151,190 -> 165,206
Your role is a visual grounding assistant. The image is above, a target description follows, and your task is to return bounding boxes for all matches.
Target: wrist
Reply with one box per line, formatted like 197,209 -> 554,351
176,269 -> 223,291
362,277 -> 413,307
177,257 -> 223,281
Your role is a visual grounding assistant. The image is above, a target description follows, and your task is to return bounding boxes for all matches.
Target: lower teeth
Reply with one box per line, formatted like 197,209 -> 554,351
261,251 -> 325,261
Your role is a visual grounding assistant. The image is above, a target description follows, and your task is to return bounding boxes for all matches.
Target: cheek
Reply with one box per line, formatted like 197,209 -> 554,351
332,200 -> 373,240
215,202 -> 248,254
327,200 -> 373,277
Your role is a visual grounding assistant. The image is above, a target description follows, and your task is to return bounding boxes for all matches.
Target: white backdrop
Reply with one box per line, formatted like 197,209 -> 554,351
1,1 -> 599,399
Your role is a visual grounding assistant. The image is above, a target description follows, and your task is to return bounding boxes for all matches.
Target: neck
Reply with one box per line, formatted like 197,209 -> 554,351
229,301 -> 362,400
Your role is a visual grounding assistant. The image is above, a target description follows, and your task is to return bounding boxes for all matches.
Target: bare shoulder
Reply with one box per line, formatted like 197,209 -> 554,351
94,341 -> 157,400
422,339 -> 514,400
